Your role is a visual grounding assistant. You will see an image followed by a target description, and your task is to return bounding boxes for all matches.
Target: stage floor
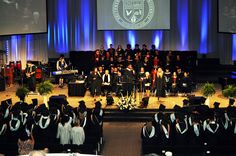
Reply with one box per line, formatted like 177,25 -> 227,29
0,83 -> 232,109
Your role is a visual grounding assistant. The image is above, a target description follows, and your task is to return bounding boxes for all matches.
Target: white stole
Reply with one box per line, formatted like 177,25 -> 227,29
143,126 -> 155,138
193,123 -> 200,137
176,119 -> 188,134
206,122 -> 219,134
39,116 -> 50,129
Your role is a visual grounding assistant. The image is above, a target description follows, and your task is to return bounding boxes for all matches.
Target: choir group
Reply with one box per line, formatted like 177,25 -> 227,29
87,44 -> 195,101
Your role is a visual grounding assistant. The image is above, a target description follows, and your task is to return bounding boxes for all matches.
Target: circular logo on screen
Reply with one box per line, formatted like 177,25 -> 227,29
112,0 -> 155,29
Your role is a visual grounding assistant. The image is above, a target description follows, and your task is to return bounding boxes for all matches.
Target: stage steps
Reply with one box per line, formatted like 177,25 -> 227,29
103,108 -> 174,122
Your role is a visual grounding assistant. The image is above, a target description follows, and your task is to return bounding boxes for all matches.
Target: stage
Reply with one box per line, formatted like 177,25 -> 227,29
0,83 -> 232,110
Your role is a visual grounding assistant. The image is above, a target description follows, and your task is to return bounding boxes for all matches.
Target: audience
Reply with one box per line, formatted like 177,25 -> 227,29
141,102 -> 236,155
0,98 -> 104,155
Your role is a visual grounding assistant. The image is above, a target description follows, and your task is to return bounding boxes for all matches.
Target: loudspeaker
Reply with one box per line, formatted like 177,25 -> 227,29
142,97 -> 149,107
0,76 -> 5,91
49,95 -> 67,108
188,96 -> 205,106
106,94 -> 114,105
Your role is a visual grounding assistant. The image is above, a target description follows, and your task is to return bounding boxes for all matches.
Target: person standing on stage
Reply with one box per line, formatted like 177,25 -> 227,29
123,63 -> 135,96
25,62 -> 36,92
90,67 -> 102,101
56,54 -> 67,87
155,67 -> 166,100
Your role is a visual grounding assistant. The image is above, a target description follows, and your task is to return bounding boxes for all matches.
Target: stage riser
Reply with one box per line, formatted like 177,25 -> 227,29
103,109 -> 174,122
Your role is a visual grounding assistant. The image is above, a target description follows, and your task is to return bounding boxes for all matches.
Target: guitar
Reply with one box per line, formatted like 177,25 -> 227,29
26,71 -> 35,78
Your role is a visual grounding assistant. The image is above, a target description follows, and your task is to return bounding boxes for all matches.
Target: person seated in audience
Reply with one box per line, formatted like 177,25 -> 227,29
7,109 -> 22,155
29,150 -> 46,156
0,115 -> 7,155
153,104 -> 166,128
102,70 -> 112,95
33,107 -> 52,150
188,117 -> 203,146
173,113 -> 189,146
141,121 -> 157,144
71,119 -> 85,146
18,128 -> 35,155
158,115 -> 172,147
203,111 -> 221,147
57,115 -> 72,145
90,101 -> 104,141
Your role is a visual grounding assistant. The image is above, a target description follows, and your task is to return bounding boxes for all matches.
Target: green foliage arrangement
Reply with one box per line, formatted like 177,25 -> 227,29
201,83 -> 216,97
222,85 -> 236,98
16,86 -> 29,101
37,80 -> 53,96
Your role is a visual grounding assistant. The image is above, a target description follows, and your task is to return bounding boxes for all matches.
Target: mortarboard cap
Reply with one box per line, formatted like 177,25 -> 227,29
159,104 -> 166,112
213,102 -> 220,109
173,105 -> 182,112
229,98 -> 235,106
183,99 -> 189,106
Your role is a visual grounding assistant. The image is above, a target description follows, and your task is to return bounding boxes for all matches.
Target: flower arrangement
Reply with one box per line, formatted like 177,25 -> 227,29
117,93 -> 136,111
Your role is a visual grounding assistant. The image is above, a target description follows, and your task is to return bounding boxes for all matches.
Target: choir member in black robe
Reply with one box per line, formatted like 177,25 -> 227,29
102,70 -> 112,95
137,67 -> 145,92
90,67 -> 103,101
99,45 -> 106,56
113,70 -> 124,96
179,72 -> 193,95
141,44 -> 148,57
164,68 -> 172,95
133,44 -> 141,55
107,44 -> 115,57
125,44 -> 134,59
143,72 -> 152,97
116,44 -> 125,58
155,67 -> 166,99
94,49 -> 102,67
123,64 -> 135,96
150,44 -> 156,57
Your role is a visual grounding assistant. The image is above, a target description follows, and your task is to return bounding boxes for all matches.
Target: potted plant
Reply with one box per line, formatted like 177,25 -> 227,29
201,83 -> 215,106
16,86 -> 29,102
37,80 -> 53,107
222,85 -> 236,106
